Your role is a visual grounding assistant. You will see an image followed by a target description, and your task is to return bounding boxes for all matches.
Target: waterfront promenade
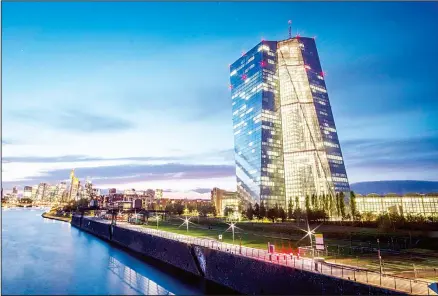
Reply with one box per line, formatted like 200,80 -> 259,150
106,219 -> 434,295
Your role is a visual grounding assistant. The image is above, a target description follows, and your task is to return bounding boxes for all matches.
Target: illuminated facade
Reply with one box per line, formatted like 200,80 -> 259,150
230,36 -> 349,209
230,41 -> 286,209
355,194 -> 438,217
277,37 -> 349,208
211,187 -> 241,216
23,186 -> 32,199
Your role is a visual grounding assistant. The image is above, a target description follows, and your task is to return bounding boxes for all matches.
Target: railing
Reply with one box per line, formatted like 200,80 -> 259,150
111,221 -> 433,295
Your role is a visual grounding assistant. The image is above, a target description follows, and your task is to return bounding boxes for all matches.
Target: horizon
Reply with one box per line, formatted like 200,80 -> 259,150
2,2 -> 438,199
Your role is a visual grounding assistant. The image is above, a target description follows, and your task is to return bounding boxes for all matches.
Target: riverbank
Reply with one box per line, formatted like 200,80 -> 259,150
70,215 -> 430,295
42,212 -> 71,223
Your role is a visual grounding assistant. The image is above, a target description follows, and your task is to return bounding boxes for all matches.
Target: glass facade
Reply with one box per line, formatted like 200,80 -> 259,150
230,41 -> 286,209
277,37 -> 350,207
230,37 -> 349,210
355,194 -> 438,217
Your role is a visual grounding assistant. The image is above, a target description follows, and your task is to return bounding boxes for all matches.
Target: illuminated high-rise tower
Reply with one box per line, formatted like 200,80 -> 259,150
229,36 -> 350,210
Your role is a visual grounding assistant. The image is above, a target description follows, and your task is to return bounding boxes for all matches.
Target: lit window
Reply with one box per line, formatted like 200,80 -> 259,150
268,59 -> 275,64
258,45 -> 270,52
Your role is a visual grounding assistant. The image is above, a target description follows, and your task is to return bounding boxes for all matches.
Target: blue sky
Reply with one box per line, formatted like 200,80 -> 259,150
2,2 -> 438,197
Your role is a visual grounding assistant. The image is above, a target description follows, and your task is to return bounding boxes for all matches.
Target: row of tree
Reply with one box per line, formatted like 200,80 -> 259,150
164,203 -> 216,217
239,192 -> 350,222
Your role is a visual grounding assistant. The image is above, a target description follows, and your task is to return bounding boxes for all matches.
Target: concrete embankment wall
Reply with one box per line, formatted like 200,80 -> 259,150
111,225 -> 201,276
71,217 -> 404,295
201,246 -> 403,295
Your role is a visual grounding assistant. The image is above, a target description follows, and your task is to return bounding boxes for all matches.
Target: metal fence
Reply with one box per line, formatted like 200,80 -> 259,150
109,220 -> 433,295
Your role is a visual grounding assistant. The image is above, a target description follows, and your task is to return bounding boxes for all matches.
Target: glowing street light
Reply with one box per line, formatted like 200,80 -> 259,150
155,215 -> 160,229
179,216 -> 193,232
225,222 -> 240,243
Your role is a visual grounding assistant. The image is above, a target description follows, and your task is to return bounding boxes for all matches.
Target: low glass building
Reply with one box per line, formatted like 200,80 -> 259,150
355,193 -> 438,217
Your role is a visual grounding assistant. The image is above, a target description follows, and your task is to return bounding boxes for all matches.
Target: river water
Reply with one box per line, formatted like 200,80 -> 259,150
2,208 -> 206,295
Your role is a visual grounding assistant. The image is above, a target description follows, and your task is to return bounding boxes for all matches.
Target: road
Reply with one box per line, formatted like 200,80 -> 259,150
111,221 -> 434,295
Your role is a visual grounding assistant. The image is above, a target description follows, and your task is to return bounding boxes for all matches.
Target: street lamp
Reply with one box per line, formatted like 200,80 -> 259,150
155,214 -> 160,229
179,216 -> 192,232
225,221 -> 238,243
377,238 -> 383,274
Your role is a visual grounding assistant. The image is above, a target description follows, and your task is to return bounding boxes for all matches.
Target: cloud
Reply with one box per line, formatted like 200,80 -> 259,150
325,37 -> 438,119
343,134 -> 438,181
1,148 -> 234,164
1,163 -> 235,188
9,109 -> 135,133
191,188 -> 212,194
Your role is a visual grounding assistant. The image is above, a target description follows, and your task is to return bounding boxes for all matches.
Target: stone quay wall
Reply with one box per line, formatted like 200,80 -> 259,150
71,217 -> 405,295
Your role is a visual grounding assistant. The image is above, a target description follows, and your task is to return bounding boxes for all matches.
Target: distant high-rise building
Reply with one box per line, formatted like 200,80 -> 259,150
31,186 -> 38,200
108,188 -> 117,197
23,186 -> 33,199
36,183 -> 48,201
229,35 -> 350,210
155,189 -> 163,199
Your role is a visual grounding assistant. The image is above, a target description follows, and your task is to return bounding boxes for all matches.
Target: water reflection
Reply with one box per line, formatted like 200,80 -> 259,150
2,208 -> 202,295
108,257 -> 174,295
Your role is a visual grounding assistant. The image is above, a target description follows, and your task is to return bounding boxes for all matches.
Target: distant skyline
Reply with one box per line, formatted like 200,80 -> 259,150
2,2 -> 438,198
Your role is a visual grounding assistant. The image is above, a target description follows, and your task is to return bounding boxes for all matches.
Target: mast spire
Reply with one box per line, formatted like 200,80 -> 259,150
288,20 -> 292,39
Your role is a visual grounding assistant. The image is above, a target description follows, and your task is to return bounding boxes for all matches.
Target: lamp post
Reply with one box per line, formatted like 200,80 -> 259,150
377,238 -> 383,274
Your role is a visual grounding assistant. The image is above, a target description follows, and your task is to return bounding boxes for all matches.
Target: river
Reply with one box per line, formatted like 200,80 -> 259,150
2,208 -> 210,295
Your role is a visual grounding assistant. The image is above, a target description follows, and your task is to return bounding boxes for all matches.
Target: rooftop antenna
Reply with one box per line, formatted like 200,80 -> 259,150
288,20 -> 292,39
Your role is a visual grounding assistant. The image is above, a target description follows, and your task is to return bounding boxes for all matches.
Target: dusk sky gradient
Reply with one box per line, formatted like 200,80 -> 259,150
2,2 -> 438,198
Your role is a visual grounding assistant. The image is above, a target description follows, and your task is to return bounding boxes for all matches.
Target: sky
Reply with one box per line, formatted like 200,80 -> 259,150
2,2 -> 438,198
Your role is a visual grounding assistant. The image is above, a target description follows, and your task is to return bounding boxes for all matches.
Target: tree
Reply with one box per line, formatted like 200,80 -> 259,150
287,200 -> 293,219
174,202 -> 184,216
329,194 -> 336,217
224,206 -> 234,217
350,191 -> 357,220
292,208 -> 303,222
246,204 -> 254,220
199,204 -> 215,217
260,201 -> 266,219
295,196 -> 300,210
267,207 -> 278,223
311,193 -> 317,210
321,193 -> 326,212
305,195 -> 311,214
279,207 -> 286,222
335,193 -> 341,217
165,203 -> 174,214
74,198 -> 89,209
254,203 -> 260,219
19,198 -> 33,204
187,204 -> 196,212
339,192 -> 346,219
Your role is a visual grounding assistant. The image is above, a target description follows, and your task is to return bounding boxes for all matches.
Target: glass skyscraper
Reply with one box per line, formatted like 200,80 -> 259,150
230,37 -> 350,210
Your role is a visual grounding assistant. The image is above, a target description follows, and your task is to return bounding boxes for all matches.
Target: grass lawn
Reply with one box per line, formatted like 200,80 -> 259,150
140,218 -> 438,279
141,221 -> 295,251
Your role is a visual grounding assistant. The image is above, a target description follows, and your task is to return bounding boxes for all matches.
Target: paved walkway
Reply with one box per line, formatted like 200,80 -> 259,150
113,221 -> 434,295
